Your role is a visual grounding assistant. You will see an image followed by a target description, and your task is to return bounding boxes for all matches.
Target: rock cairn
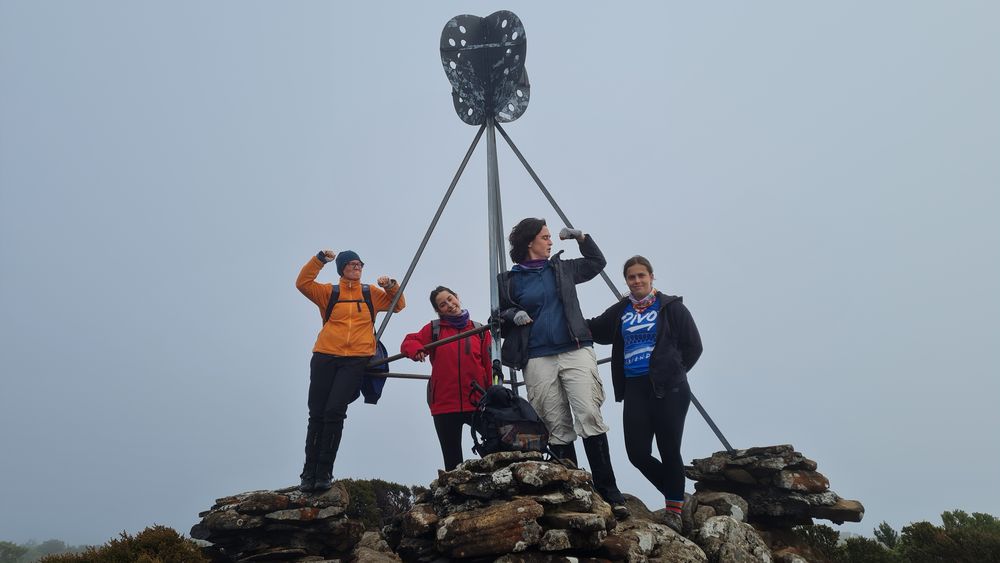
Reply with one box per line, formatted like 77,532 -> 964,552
189,445 -> 864,562
685,445 -> 864,529
386,451 -> 621,561
190,484 -> 397,562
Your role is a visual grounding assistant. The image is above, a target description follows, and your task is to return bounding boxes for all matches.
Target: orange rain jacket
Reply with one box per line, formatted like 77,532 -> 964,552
296,256 -> 406,357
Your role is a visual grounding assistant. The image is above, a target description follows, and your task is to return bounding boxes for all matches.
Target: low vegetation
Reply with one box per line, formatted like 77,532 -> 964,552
793,510 -> 1000,562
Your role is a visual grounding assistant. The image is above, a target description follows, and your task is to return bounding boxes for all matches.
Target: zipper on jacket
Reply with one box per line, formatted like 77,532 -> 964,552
457,333 -> 464,413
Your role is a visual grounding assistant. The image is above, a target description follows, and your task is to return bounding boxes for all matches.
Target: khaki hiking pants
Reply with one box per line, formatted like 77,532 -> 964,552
522,346 -> 610,445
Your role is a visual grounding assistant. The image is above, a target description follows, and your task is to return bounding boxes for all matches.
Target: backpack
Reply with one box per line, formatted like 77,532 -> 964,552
469,381 -> 550,457
324,284 -> 389,404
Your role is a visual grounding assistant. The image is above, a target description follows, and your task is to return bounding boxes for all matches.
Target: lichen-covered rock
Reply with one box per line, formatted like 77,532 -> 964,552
687,446 -> 863,531
610,508 -> 708,563
353,530 -> 403,562
400,503 -> 439,537
772,548 -> 810,563
191,483 -> 363,561
692,491 -> 749,522
809,498 -> 864,523
458,451 -> 545,473
435,498 -> 545,558
540,510 -> 608,533
694,505 -> 718,529
772,470 -> 829,494
695,516 -> 772,563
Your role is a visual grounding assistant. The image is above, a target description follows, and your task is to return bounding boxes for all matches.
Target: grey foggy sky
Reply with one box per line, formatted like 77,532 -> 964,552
1,1 -> 998,546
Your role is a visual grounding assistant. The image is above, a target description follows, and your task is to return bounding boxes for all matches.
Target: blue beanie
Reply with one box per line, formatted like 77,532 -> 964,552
335,250 -> 361,276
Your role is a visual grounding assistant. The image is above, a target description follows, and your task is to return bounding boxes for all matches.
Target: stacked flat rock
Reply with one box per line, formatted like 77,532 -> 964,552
685,445 -> 864,528
388,451 -> 619,561
190,483 -> 376,562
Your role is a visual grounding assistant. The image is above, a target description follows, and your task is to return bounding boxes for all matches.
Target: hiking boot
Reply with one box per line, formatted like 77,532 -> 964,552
662,511 -> 682,534
611,502 -> 631,520
299,463 -> 317,492
549,442 -> 578,468
300,423 -> 321,492
582,433 -> 628,519
313,464 -> 333,491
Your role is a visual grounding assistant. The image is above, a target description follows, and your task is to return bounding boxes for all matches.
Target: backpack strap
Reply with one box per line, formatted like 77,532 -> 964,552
323,284 -> 377,325
361,284 -> 376,323
431,319 -> 441,342
323,285 -> 341,324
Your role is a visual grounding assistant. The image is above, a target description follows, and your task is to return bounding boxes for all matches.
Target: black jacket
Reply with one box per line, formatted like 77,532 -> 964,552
497,235 -> 607,369
588,293 -> 702,401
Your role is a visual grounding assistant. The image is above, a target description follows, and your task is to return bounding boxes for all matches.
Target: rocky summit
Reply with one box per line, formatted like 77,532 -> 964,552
191,445 -> 863,562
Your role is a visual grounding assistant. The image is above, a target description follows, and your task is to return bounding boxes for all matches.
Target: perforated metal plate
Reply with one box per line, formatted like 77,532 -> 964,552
440,11 -> 530,125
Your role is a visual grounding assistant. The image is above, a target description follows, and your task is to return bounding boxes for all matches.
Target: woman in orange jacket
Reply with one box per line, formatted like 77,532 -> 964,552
296,249 -> 405,491
401,287 -> 492,470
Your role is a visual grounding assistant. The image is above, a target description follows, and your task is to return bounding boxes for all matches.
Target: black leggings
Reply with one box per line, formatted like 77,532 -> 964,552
306,354 -> 367,466
623,376 -> 690,502
433,412 -> 474,471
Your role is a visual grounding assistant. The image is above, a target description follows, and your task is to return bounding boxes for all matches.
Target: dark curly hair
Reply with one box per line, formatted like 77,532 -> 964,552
429,286 -> 457,312
622,255 -> 654,278
508,217 -> 547,264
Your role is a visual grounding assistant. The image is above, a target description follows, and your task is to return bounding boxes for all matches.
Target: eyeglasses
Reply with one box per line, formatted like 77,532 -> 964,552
346,261 -> 364,269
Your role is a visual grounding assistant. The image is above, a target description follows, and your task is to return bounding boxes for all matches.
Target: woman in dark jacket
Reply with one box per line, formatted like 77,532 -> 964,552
401,286 -> 493,471
588,255 -> 702,533
498,217 -> 629,518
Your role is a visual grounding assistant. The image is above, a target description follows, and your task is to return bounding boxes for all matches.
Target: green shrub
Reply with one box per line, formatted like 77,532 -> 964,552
38,526 -> 207,563
338,478 -> 418,530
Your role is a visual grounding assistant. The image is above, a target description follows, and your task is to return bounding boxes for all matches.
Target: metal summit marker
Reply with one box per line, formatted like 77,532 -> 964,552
371,11 -> 732,450
439,10 -> 530,125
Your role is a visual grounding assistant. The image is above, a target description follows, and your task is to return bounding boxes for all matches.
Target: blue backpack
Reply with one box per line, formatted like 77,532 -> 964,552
324,284 -> 389,404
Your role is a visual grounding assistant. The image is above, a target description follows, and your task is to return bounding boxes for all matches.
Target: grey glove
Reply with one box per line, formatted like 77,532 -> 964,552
558,227 -> 583,240
513,310 -> 533,326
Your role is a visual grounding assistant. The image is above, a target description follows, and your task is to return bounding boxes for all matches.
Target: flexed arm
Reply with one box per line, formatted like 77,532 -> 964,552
296,250 -> 335,307
560,230 -> 607,284
371,275 -> 406,313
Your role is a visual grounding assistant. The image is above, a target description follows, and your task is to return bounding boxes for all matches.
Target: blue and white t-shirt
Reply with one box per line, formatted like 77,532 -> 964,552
621,302 -> 660,377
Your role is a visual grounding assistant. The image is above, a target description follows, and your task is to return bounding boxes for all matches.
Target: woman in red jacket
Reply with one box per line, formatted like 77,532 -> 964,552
401,286 -> 493,470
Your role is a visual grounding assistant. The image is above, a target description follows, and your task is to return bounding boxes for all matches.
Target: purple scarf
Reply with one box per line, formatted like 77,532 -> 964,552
440,309 -> 470,329
514,258 -> 548,270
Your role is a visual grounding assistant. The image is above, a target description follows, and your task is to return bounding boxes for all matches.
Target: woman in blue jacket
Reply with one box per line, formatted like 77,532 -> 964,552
498,217 -> 629,519
588,255 -> 703,533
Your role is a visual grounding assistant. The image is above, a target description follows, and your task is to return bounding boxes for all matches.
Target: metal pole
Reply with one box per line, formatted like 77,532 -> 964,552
488,133 -> 518,394
375,124 -> 486,342
495,122 -> 735,452
485,117 -> 509,392
367,324 -> 491,369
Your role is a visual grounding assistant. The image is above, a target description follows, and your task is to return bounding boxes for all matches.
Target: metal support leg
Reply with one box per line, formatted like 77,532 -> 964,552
375,125 -> 486,342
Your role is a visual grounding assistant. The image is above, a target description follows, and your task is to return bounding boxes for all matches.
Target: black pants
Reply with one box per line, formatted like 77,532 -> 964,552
305,353 -> 367,467
433,412 -> 474,471
623,376 -> 690,502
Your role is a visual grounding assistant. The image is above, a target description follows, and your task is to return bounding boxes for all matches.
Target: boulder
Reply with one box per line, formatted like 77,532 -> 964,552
695,516 -> 773,563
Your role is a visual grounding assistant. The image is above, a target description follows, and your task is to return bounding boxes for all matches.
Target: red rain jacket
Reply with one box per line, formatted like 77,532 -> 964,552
401,320 -> 492,416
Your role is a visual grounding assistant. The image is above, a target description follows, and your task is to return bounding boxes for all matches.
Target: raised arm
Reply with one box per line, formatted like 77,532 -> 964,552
558,229 -> 607,284
371,276 -> 405,313
296,251 -> 334,308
